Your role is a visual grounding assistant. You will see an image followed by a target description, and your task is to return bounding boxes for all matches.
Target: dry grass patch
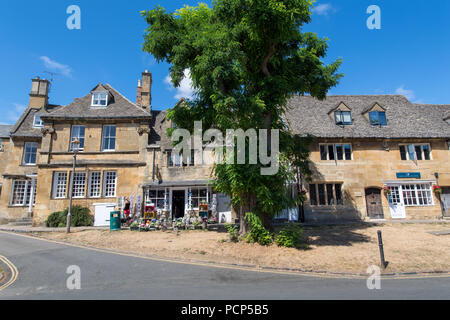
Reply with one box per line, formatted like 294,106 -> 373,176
36,223 -> 450,273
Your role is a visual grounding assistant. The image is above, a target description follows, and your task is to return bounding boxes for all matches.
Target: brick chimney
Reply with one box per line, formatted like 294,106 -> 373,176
29,76 -> 50,108
136,79 -> 142,106
140,70 -> 152,111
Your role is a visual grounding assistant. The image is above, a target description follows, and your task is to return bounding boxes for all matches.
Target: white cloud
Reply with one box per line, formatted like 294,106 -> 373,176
165,69 -> 195,100
6,103 -> 27,124
40,56 -> 73,78
395,85 -> 415,101
312,3 -> 334,16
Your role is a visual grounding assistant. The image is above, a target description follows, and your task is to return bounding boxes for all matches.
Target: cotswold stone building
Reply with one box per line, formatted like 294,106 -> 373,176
0,71 -> 449,225
285,95 -> 450,221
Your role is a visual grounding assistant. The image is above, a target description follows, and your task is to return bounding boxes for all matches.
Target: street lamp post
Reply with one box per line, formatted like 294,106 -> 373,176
66,138 -> 81,233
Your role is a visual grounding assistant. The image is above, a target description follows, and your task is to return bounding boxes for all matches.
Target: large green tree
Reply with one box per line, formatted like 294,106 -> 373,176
142,0 -> 342,232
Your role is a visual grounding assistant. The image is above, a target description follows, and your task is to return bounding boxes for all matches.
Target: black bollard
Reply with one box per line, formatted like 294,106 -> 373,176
377,230 -> 388,269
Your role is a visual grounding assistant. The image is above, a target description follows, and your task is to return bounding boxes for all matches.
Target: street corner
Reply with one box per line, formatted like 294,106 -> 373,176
0,254 -> 19,291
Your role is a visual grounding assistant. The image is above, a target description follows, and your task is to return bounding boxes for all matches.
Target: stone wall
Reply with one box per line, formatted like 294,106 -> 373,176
304,139 -> 449,221
0,138 -> 40,222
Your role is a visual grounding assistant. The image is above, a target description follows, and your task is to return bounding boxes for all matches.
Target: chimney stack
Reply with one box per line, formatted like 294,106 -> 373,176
139,70 -> 152,111
136,79 -> 142,106
29,76 -> 50,108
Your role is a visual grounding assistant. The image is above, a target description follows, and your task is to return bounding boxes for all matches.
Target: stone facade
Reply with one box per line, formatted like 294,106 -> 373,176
1,73 -> 449,225
303,138 -> 450,222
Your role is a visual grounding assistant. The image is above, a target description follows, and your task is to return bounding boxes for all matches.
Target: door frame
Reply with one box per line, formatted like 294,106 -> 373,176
365,187 -> 384,220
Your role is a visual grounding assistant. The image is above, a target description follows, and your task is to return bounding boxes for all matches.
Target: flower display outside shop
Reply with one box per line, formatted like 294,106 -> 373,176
433,185 -> 442,194
383,186 -> 392,195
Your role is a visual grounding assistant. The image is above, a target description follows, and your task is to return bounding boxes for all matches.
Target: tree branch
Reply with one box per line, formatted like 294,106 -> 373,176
261,43 -> 275,77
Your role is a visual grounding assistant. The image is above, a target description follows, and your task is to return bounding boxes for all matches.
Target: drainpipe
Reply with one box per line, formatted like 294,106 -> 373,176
152,149 -> 155,181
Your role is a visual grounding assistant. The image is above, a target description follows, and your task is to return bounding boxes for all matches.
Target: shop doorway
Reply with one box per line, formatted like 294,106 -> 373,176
442,187 -> 450,217
365,188 -> 384,219
172,190 -> 185,219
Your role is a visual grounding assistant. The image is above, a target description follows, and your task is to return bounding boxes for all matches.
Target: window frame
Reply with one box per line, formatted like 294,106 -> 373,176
189,187 -> 210,209
88,171 -> 102,198
369,111 -> 387,126
145,188 -> 167,209
398,143 -> 432,161
101,125 -> 116,152
308,183 -> 344,206
22,142 -> 38,165
69,125 -> 86,151
71,172 -> 87,198
52,172 -> 68,199
10,179 -> 36,206
334,111 -> 352,125
91,92 -> 108,107
103,171 -> 117,198
33,114 -> 44,128
319,143 -> 353,161
387,183 -> 434,207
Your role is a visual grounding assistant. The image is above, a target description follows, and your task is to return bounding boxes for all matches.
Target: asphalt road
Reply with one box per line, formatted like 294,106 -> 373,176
0,231 -> 449,300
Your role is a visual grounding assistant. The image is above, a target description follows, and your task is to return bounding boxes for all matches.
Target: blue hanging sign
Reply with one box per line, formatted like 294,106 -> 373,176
396,172 -> 421,179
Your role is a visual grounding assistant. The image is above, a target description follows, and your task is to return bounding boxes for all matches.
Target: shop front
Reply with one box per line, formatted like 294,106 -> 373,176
142,180 -> 232,223
382,179 -> 437,219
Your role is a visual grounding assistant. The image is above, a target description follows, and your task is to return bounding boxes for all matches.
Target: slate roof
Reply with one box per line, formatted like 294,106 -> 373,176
0,125 -> 12,138
41,84 -> 151,120
285,95 -> 450,139
10,104 -> 62,138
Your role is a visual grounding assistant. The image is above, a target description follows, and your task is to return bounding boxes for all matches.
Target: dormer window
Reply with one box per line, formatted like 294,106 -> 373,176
91,92 -> 108,107
334,111 -> 352,125
369,111 -> 387,126
33,115 -> 44,128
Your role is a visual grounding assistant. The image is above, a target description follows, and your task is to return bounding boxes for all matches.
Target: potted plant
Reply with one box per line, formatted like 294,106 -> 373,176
433,185 -> 442,194
383,186 -> 391,195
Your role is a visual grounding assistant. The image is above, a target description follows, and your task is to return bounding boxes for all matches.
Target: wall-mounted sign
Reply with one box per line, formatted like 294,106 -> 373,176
396,172 -> 421,179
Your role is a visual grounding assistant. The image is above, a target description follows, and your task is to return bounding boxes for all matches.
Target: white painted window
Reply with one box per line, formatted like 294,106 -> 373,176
399,144 -> 432,161
33,115 -> 44,128
70,125 -> 85,151
401,184 -> 433,206
88,172 -> 102,198
103,171 -> 117,197
145,189 -> 166,208
11,180 -> 35,206
389,186 -> 401,204
319,143 -> 352,160
22,142 -> 38,165
101,125 -> 116,151
53,172 -> 67,199
190,188 -> 209,208
71,172 -> 86,198
91,92 -> 108,107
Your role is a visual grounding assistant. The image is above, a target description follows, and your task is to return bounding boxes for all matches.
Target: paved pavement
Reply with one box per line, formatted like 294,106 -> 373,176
0,231 -> 449,300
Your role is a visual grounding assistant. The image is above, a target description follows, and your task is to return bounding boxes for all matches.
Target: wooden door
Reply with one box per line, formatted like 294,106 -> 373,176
365,188 -> 384,219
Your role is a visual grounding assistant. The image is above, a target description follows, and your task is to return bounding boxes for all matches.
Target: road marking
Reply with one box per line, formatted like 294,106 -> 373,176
0,230 -> 449,280
0,254 -> 19,291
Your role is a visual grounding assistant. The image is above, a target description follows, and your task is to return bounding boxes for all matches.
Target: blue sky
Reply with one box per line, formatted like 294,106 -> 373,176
0,0 -> 449,125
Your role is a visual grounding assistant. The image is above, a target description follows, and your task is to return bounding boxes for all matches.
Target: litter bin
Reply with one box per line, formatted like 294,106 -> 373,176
110,211 -> 121,231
